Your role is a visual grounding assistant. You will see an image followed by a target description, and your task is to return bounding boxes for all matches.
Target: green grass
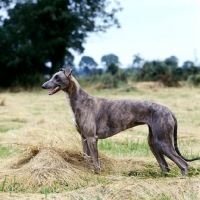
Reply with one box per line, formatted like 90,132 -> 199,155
0,127 -> 13,133
0,145 -> 17,158
123,164 -> 200,179
0,117 -> 25,133
99,137 -> 200,158
99,138 -> 151,157
11,118 -> 27,123
0,126 -> 21,133
178,139 -> 200,158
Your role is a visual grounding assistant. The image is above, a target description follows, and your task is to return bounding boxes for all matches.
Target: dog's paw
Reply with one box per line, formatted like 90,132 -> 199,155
94,166 -> 101,174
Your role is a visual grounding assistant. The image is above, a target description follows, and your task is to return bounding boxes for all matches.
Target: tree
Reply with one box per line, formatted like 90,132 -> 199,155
106,63 -> 119,75
164,56 -> 179,67
136,60 -> 180,87
181,61 -> 199,80
0,0 -> 121,86
132,54 -> 144,68
79,56 -> 98,69
101,54 -> 120,67
182,61 -> 194,68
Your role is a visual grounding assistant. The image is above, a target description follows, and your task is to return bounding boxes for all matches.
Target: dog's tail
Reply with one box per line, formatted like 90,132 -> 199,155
173,115 -> 200,162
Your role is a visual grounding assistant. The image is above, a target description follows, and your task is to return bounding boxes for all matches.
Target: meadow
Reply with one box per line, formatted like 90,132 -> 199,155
0,81 -> 200,199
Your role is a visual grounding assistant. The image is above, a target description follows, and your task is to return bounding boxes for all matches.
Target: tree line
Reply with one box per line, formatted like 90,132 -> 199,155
76,54 -> 200,87
0,0 -> 199,88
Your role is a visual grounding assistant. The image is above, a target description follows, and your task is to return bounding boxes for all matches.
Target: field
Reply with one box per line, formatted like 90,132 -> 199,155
0,81 -> 200,199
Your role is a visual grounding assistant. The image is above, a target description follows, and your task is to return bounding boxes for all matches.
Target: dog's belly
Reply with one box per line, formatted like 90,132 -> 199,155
96,121 -> 145,139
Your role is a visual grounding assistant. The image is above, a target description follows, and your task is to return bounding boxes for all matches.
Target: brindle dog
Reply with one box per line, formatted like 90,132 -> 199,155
42,68 -> 200,177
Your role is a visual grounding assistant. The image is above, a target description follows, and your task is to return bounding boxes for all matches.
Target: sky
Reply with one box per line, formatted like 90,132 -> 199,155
74,0 -> 200,67
0,0 -> 199,67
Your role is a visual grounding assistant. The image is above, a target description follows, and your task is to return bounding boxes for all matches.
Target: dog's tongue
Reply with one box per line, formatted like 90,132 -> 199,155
49,86 -> 60,95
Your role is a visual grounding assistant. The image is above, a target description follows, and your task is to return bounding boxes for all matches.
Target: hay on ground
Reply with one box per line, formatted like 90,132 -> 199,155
0,149 -> 89,192
0,127 -> 120,192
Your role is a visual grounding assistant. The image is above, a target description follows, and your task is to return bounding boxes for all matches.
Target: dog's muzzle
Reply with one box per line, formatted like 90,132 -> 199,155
42,83 -> 61,95
41,84 -> 46,89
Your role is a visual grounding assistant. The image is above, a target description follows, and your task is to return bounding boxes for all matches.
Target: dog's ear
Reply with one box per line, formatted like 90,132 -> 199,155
59,68 -> 73,78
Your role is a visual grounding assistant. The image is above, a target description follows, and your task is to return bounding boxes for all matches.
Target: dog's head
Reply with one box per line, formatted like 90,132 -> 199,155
42,68 -> 73,95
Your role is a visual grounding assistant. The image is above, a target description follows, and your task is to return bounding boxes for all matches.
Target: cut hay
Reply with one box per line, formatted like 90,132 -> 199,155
0,127 -> 119,192
0,149 -> 89,192
0,126 -> 185,193
0,147 -> 119,192
60,178 -> 200,200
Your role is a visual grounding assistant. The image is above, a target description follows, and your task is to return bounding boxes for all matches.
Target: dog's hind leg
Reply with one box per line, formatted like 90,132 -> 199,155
148,126 -> 170,173
152,124 -> 188,178
157,142 -> 188,178
87,136 -> 101,174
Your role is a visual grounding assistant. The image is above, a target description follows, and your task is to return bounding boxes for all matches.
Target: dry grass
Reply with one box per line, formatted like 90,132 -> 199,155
0,97 -> 6,106
0,127 -> 117,192
0,178 -> 200,200
0,82 -> 200,199
0,149 -> 85,192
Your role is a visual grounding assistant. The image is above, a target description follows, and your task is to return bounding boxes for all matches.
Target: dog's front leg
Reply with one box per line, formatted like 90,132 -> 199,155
81,136 -> 91,169
82,136 -> 90,156
87,136 -> 100,174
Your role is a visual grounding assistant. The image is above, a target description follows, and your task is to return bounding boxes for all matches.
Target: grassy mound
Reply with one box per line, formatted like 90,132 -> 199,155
0,128 -> 118,192
0,149 -> 87,192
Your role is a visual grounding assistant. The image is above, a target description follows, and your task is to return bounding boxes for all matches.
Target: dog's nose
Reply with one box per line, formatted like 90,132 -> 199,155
42,84 -> 46,89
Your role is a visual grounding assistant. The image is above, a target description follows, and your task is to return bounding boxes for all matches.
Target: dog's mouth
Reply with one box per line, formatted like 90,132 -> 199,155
49,86 -> 61,95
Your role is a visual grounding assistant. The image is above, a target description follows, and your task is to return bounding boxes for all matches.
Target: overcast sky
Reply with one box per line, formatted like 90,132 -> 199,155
74,0 -> 200,67
0,0 -> 199,67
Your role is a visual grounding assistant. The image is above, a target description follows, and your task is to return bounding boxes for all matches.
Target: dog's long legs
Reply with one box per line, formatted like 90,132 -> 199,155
158,143 -> 188,178
87,136 -> 100,174
148,126 -> 170,173
153,125 -> 188,178
81,136 -> 91,168
82,136 -> 90,156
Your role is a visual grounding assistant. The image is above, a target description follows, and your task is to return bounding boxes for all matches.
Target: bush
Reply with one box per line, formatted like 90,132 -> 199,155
9,73 -> 46,91
77,69 -> 128,89
155,71 -> 180,87
187,74 -> 200,86
135,61 -> 180,87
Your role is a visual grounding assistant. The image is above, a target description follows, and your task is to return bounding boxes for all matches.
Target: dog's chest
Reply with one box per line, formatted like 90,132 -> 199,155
65,94 -> 77,126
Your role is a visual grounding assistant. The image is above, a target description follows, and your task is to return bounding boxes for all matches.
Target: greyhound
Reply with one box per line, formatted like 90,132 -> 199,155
42,68 -> 200,177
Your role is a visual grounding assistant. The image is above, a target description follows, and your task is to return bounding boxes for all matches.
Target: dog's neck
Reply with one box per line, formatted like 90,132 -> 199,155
63,76 -> 89,114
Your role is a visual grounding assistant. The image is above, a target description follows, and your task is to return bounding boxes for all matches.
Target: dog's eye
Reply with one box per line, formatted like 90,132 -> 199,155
55,75 -> 60,81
